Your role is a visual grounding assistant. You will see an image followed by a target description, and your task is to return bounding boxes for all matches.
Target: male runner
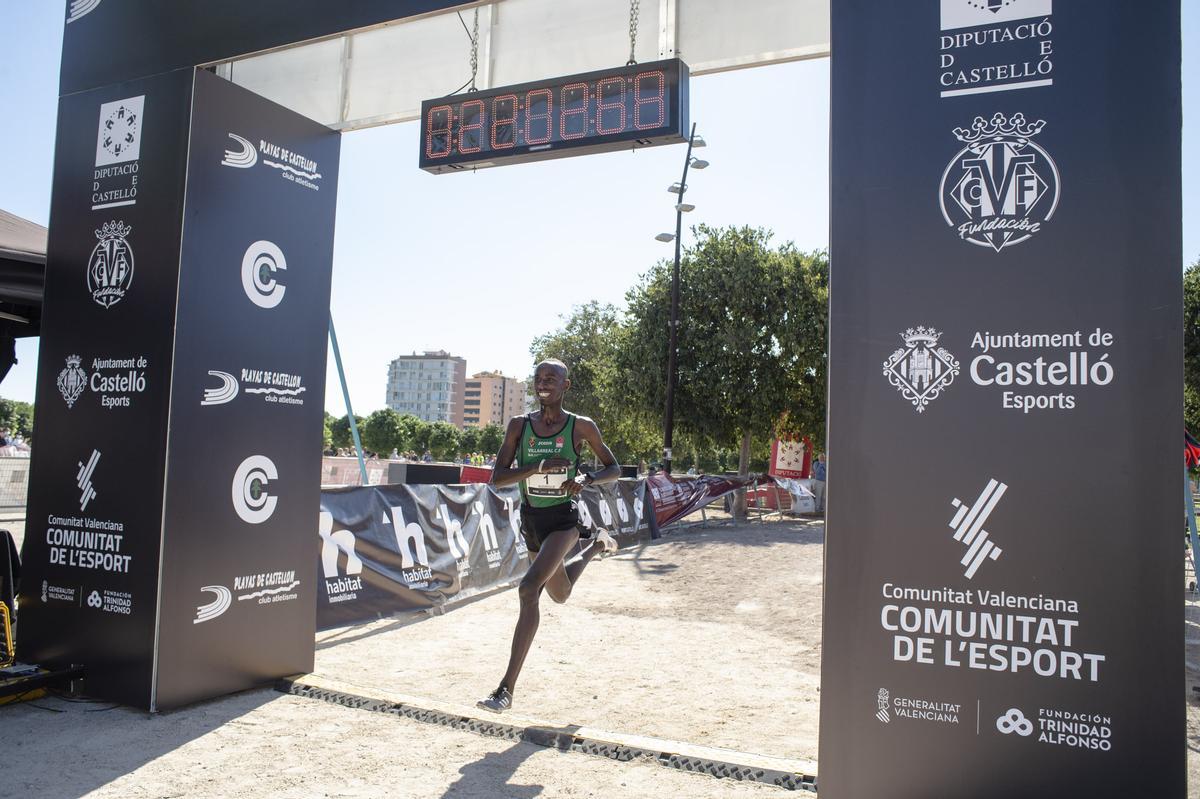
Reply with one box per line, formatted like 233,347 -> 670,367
477,359 -> 621,713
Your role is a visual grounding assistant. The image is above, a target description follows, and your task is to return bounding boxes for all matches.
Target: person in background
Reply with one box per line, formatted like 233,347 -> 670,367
811,453 -> 826,514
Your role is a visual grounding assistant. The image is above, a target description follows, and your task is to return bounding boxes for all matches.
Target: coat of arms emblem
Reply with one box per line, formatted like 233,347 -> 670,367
939,112 -> 1059,253
87,221 -> 135,309
57,354 -> 88,408
883,327 -> 960,412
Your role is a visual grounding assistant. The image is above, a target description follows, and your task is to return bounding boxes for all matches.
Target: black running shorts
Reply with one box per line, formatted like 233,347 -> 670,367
520,502 -> 593,553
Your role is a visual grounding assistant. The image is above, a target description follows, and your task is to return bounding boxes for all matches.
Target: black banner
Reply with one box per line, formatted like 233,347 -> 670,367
318,480 -> 650,630
16,69 -> 196,708
821,2 -> 1182,797
153,70 -> 341,711
60,0 -> 475,96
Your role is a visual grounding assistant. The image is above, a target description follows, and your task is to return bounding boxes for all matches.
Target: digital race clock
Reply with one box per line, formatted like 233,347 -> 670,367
419,58 -> 690,174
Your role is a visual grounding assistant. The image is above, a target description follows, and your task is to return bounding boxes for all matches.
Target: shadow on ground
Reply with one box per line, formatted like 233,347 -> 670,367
0,686 -> 275,799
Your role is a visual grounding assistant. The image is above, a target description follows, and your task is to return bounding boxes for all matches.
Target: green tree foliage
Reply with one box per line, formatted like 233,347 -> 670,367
479,423 -> 505,456
322,412 -> 334,450
617,226 -> 828,461
330,414 -> 364,451
411,419 -> 432,454
458,425 -> 482,455
427,421 -> 461,461
361,408 -> 408,455
1185,257 -> 1200,434
0,398 -> 35,440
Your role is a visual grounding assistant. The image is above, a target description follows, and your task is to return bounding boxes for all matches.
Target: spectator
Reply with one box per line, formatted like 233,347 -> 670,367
422,450 -> 433,463
812,453 -> 826,514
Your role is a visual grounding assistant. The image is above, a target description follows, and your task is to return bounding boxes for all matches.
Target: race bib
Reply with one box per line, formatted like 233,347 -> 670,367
527,466 -> 570,496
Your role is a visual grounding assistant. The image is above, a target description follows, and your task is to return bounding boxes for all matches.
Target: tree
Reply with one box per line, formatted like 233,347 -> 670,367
0,398 -> 35,439
411,419 -> 432,454
615,225 -> 828,516
427,421 -> 461,461
361,408 -> 408,455
322,412 -> 334,450
479,423 -> 505,456
1185,256 -> 1200,434
330,414 -> 364,451
458,425 -> 482,455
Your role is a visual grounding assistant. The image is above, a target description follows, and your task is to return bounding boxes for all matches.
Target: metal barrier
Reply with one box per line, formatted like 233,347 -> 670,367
0,456 -> 30,512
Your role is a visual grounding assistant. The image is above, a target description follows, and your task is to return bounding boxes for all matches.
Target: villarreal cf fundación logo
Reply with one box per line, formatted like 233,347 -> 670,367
883,327 -> 960,413
939,112 -> 1060,253
87,221 -> 135,309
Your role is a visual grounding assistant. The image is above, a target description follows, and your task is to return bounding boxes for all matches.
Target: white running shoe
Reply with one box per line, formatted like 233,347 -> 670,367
594,529 -> 618,555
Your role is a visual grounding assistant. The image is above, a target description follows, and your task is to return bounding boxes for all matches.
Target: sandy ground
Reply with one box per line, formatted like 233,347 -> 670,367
5,517 -> 1200,796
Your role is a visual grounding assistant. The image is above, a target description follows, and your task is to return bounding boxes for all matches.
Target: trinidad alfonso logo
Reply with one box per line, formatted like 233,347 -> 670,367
939,112 -> 1060,253
88,221 -> 135,308
883,327 -> 960,413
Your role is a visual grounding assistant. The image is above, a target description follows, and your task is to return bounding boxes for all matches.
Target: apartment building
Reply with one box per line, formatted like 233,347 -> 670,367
463,371 -> 527,429
385,351 -> 467,425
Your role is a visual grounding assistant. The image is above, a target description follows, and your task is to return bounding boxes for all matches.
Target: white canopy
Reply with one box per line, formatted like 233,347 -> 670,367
216,0 -> 829,130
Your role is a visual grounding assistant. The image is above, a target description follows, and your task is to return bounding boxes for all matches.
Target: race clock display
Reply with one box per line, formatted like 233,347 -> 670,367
419,58 -> 690,174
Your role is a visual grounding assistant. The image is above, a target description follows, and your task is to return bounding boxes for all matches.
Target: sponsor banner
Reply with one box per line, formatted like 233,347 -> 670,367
60,0 -> 474,96
770,438 -> 809,479
645,473 -> 756,529
17,69 -> 196,708
822,2 -> 1181,797
153,70 -> 341,711
317,480 -> 651,630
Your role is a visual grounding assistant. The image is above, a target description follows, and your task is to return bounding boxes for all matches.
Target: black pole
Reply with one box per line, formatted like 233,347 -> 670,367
662,122 -> 697,476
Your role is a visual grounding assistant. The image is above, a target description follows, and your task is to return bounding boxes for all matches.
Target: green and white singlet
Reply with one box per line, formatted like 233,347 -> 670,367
518,413 -> 579,508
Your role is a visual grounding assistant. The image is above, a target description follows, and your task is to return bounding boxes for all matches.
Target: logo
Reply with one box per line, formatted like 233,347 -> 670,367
67,0 -> 103,23
555,437 -> 564,448
883,327 -> 960,412
57,355 -> 88,408
241,241 -> 287,309
232,455 -> 278,524
997,708 -> 1034,736
76,449 -> 100,511
940,113 -> 1059,252
202,371 -> 239,405
194,585 -> 232,624
95,96 -> 143,167
41,580 -> 48,603
948,478 -> 1007,578
86,590 -> 102,608
221,134 -> 258,169
88,221 -> 135,308
234,570 -> 300,602
876,688 -> 891,724
319,517 -> 363,580
941,0 -> 1052,29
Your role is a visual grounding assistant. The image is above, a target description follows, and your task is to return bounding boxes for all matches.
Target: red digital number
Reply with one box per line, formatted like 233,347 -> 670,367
525,89 -> 553,145
425,105 -> 453,159
458,99 -> 485,154
560,82 -> 589,140
596,77 -> 626,134
634,70 -> 666,130
491,94 -> 518,149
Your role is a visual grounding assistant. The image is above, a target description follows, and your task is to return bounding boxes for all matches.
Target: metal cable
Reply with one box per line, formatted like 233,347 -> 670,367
628,0 -> 640,65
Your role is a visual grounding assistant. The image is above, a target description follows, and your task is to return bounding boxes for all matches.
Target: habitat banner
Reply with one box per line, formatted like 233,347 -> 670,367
317,480 -> 651,630
821,2 -> 1182,797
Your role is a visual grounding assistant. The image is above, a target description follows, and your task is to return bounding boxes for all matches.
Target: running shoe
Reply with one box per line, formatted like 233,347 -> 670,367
477,685 -> 513,713
594,529 -> 618,555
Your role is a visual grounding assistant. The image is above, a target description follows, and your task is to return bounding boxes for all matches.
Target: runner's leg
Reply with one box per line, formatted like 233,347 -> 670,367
544,535 -> 603,604
500,526 -> 580,692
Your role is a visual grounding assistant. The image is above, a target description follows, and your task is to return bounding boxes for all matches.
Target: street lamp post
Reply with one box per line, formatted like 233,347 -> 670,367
657,123 -> 707,476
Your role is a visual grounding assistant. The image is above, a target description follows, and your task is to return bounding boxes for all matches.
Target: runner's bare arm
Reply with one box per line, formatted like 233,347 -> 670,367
565,416 -> 621,494
489,416 -> 570,488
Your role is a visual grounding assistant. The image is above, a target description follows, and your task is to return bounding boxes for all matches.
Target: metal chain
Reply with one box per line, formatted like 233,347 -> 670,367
469,8 -> 480,92
627,0 -> 639,65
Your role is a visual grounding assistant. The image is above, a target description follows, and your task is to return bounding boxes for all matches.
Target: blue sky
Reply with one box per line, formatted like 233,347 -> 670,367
0,4 -> 1196,416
